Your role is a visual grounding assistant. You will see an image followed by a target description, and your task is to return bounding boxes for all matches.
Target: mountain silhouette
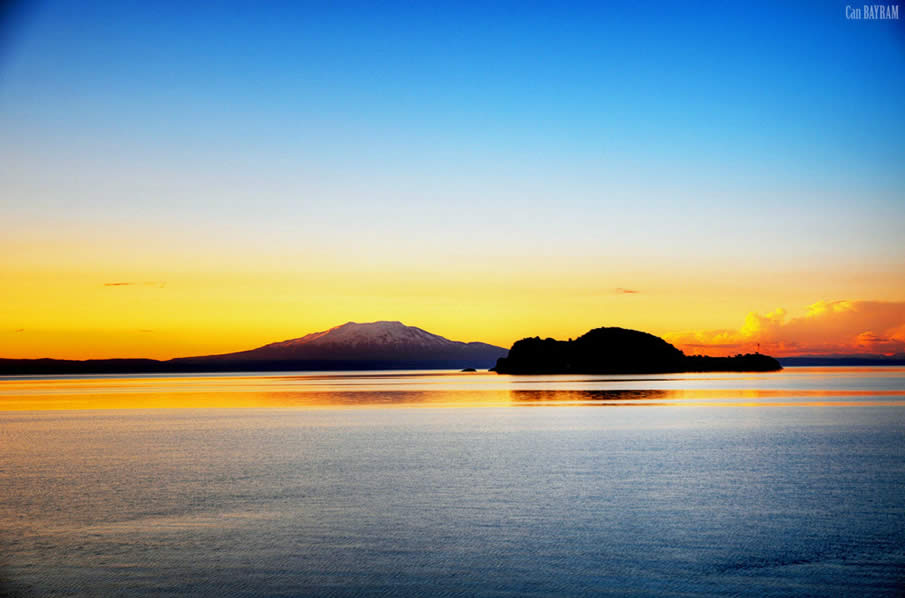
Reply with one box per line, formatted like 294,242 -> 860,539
493,326 -> 782,374
172,321 -> 506,368
0,321 -> 507,375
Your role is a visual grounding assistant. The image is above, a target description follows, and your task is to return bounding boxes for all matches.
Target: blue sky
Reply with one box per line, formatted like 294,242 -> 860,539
3,0 -> 904,258
4,2 -> 903,215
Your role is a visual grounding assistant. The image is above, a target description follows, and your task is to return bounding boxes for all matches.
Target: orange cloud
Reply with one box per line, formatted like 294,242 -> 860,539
666,300 -> 905,357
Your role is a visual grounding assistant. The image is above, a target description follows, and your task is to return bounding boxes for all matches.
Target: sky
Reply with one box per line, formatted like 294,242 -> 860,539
1,0 -> 904,359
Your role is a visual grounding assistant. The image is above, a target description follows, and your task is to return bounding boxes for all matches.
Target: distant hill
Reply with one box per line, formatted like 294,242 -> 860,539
779,354 -> 905,366
492,327 -> 781,374
0,358 -> 171,376
0,322 -> 507,375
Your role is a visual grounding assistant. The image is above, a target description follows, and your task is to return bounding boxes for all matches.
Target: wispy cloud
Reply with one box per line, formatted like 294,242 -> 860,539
615,288 -> 639,294
103,281 -> 166,288
14,328 -> 24,333
667,300 -> 905,357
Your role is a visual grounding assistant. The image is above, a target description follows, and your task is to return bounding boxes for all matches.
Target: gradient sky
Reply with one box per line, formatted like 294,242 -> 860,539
1,0 -> 904,359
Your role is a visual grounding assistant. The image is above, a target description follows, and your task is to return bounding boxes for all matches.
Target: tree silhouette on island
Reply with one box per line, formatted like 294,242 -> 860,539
492,326 -> 781,374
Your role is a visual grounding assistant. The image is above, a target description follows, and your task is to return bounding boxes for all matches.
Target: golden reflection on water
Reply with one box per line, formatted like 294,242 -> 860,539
0,371 -> 904,410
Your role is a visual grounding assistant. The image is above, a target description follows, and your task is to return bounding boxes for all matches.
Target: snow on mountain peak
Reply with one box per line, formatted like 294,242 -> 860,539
265,320 -> 458,349
191,320 -> 508,364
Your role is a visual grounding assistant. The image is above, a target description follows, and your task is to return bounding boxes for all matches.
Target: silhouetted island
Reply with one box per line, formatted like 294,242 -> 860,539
492,327 -> 781,374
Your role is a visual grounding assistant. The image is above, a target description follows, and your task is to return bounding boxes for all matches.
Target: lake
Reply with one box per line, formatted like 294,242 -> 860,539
2,367 -> 904,596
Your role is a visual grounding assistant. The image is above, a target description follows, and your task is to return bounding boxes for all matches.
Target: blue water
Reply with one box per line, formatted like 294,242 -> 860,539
2,368 -> 904,596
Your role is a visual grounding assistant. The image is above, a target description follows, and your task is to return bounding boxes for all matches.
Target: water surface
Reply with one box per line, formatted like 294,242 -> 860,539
2,367 -> 904,596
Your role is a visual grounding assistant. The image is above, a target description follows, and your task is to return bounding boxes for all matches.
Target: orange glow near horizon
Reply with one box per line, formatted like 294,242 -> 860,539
667,300 -> 905,358
2,240 -> 904,360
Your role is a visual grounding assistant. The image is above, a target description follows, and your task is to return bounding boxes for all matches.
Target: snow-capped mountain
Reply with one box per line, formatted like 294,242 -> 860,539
175,321 -> 507,369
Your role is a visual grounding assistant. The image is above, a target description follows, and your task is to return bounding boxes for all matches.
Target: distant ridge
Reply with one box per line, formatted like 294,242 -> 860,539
0,322 -> 507,375
493,326 -> 782,374
779,355 -> 905,366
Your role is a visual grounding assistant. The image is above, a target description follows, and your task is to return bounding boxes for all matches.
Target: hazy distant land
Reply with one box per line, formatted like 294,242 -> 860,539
778,355 -> 905,366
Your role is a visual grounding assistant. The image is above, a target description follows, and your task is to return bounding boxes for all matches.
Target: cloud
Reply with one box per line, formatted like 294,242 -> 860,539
666,300 -> 905,357
104,281 -> 166,288
615,288 -> 639,294
14,328 -> 24,333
